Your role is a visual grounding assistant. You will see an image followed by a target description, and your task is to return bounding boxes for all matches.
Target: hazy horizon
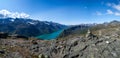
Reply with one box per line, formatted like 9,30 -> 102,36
0,0 -> 120,25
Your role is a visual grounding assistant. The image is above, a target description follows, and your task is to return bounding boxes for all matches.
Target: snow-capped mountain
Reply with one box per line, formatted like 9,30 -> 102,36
0,9 -> 29,18
0,10 -> 67,37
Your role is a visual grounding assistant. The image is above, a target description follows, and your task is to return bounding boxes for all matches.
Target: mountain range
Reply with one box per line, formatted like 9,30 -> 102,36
1,19 -> 120,58
0,17 -> 67,37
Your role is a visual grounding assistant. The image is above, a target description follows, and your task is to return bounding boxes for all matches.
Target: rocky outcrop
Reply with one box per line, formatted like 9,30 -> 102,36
0,28 -> 120,58
0,32 -> 8,38
0,50 -> 5,54
86,29 -> 98,39
38,54 -> 49,58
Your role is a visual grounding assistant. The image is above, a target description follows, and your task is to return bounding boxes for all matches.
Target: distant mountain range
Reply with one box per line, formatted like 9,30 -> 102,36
58,24 -> 95,38
58,20 -> 120,38
0,17 -> 67,37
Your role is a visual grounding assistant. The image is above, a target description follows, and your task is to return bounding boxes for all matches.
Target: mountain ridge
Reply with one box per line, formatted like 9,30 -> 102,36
0,17 -> 67,37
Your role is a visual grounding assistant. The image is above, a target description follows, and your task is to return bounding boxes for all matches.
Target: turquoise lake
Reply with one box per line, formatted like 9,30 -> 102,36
36,30 -> 63,40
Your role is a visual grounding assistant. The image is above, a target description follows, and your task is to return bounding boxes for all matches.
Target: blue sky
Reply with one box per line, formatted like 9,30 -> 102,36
0,0 -> 120,25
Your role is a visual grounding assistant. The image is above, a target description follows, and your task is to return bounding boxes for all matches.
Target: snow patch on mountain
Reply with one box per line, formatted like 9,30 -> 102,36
11,19 -> 14,22
0,9 -> 30,18
45,22 -> 50,25
28,22 -> 35,25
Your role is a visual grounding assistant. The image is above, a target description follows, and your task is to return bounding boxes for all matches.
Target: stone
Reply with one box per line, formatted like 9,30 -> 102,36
38,54 -> 49,58
0,32 -> 8,38
106,41 -> 110,44
85,29 -> 98,39
31,40 -> 38,45
0,50 -> 5,54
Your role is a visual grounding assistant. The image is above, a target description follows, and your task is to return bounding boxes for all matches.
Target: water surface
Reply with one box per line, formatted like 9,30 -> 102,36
36,30 -> 63,40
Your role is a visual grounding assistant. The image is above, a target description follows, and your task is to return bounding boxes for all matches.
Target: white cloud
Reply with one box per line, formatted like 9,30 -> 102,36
0,9 -> 30,18
106,9 -> 120,16
112,4 -> 120,11
114,12 -> 120,16
106,3 -> 120,16
96,11 -> 102,15
107,9 -> 113,14
107,2 -> 120,11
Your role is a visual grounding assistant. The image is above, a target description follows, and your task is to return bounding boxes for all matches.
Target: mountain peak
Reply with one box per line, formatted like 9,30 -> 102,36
0,9 -> 30,19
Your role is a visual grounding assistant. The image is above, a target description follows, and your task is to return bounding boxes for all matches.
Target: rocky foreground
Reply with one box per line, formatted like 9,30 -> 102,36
0,28 -> 120,58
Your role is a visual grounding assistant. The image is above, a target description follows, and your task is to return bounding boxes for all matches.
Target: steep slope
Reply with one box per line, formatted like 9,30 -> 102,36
58,24 -> 95,38
59,20 -> 120,38
0,18 -> 67,37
